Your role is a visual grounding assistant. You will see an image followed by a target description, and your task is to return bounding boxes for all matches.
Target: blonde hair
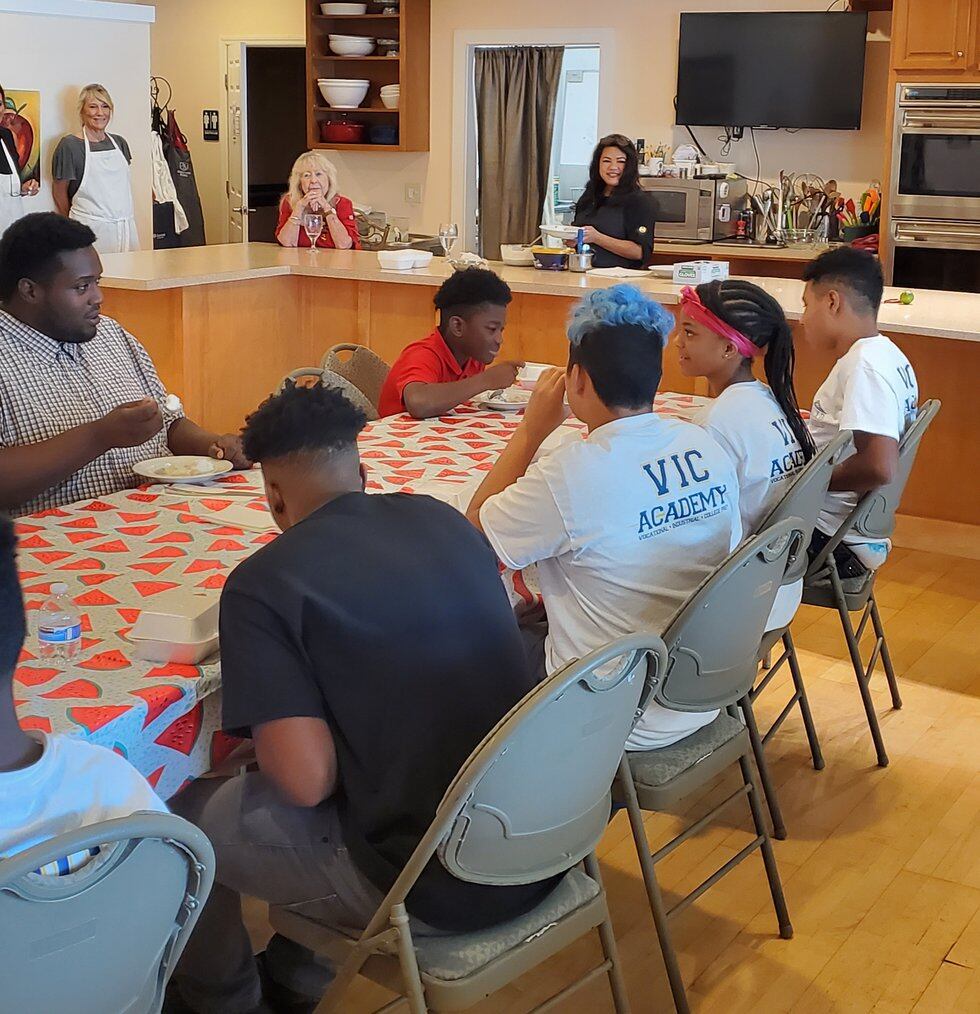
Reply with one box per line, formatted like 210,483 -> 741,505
78,83 -> 114,122
286,150 -> 339,210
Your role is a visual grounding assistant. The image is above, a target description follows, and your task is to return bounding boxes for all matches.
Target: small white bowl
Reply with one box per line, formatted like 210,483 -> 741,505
328,35 -> 375,56
380,93 -> 400,110
321,3 -> 368,14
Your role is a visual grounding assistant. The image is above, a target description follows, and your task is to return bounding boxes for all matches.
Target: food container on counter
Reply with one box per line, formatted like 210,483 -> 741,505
531,246 -> 569,271
500,243 -> 535,266
378,249 -> 431,270
320,120 -> 367,144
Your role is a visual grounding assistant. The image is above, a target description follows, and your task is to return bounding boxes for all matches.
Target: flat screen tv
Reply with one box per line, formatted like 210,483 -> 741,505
675,12 -> 868,130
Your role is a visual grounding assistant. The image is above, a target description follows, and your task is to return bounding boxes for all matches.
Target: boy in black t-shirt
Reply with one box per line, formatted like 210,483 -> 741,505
168,382 -> 550,1014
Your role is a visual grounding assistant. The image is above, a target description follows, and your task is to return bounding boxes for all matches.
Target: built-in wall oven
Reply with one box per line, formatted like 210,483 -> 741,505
889,84 -> 980,291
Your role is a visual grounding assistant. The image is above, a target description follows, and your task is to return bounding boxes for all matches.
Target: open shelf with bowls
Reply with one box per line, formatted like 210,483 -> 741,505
306,0 -> 430,153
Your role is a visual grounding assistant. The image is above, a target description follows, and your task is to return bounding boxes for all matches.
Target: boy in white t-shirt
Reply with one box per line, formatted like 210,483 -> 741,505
801,248 -> 919,576
467,285 -> 742,750
0,515 -> 166,863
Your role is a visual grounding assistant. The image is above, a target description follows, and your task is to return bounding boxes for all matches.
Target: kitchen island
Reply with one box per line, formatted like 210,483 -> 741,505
99,244 -> 978,524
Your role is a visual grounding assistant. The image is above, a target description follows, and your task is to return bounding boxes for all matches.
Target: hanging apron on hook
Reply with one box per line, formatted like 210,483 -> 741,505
69,130 -> 139,254
0,135 -> 23,237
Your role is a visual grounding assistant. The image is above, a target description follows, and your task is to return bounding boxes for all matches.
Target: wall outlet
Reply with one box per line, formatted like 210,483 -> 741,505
405,183 -> 422,205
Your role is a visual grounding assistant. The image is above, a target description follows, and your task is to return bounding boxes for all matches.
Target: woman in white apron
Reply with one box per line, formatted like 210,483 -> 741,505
52,83 -> 138,254
0,84 -> 40,237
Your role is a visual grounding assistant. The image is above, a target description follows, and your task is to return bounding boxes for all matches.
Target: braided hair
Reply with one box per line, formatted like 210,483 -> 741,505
696,279 -> 815,461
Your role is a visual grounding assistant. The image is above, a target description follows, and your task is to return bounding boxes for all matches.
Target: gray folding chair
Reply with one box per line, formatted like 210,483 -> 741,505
270,633 -> 670,1013
747,429 -> 853,838
802,399 -> 941,768
617,518 -> 805,1014
321,343 -> 391,419
279,365 -> 378,420
0,812 -> 215,1014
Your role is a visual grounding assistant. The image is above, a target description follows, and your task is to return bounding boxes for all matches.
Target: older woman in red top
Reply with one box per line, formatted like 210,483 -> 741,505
276,150 -> 360,250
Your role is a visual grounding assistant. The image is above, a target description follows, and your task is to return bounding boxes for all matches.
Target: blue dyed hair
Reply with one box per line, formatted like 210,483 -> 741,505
566,285 -> 671,410
567,284 -> 673,347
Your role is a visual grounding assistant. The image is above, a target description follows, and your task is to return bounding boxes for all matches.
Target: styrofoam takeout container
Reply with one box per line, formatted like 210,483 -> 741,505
129,587 -> 220,645
132,635 -> 219,666
378,249 -> 430,270
517,362 -> 552,388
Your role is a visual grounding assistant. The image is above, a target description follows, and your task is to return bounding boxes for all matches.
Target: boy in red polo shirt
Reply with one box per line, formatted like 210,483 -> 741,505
378,268 -> 523,418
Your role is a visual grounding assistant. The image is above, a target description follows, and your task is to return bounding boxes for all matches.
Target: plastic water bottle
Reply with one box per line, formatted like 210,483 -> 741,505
38,582 -> 82,661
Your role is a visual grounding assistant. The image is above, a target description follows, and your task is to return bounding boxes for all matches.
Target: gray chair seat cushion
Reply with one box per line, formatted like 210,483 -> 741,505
627,713 -> 745,788
412,868 -> 599,982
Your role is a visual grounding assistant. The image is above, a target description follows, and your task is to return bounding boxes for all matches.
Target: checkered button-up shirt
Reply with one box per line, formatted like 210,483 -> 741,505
0,310 -> 183,516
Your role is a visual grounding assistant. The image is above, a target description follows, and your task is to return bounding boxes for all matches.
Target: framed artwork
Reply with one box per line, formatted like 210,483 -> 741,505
0,87 -> 40,188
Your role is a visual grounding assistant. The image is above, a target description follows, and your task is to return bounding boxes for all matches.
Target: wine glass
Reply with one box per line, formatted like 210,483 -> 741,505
438,222 -> 458,259
303,212 -> 324,250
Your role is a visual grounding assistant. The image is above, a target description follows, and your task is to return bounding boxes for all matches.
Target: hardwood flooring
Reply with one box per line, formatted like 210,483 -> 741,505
244,535 -> 980,1012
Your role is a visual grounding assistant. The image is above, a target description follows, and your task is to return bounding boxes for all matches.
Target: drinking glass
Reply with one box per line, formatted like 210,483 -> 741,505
438,222 -> 458,259
303,212 -> 324,250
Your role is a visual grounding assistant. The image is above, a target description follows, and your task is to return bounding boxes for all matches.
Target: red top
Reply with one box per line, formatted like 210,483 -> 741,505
276,195 -> 361,249
378,328 -> 485,417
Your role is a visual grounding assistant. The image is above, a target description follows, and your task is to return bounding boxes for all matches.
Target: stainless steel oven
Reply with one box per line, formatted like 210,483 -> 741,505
889,85 -> 980,290
639,177 -> 747,243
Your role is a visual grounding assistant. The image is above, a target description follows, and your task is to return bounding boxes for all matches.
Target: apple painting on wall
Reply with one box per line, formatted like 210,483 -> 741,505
0,88 -> 40,188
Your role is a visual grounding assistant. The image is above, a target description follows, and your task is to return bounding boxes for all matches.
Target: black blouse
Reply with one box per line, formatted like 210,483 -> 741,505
0,126 -> 17,175
572,188 -> 657,269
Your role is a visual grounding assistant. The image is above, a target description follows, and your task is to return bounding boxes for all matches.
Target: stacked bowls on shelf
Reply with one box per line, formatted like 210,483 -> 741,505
380,83 -> 400,110
328,33 -> 375,56
320,3 -> 368,13
317,78 -> 370,109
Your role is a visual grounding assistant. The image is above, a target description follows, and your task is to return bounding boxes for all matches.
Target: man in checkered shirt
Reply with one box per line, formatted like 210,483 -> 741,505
0,213 -> 250,516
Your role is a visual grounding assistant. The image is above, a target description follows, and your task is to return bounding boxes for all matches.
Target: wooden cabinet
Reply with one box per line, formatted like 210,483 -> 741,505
892,0 -> 974,71
305,0 -> 430,153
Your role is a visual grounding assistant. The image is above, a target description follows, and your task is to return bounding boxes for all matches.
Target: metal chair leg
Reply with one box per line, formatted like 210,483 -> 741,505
783,630 -> 825,771
738,754 -> 793,940
869,592 -> 902,710
617,757 -> 690,1014
584,852 -> 632,1014
830,570 -> 889,767
391,904 -> 427,1014
739,696 -> 787,840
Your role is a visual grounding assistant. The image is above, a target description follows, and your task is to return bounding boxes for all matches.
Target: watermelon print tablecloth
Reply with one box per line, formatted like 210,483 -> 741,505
14,393 -> 704,799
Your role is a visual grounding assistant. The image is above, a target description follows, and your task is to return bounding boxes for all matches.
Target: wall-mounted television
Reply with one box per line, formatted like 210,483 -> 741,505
675,12 -> 868,131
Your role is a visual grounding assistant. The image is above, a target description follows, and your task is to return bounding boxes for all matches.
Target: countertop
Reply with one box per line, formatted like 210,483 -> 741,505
650,240 -> 818,262
98,244 -> 980,343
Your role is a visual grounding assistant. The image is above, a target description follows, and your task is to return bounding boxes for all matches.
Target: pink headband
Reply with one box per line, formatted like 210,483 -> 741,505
679,286 -> 764,359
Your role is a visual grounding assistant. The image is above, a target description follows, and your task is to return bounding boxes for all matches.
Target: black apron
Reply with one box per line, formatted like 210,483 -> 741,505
572,200 -> 640,270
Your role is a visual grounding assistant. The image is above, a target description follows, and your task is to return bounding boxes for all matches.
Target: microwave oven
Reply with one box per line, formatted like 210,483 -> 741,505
639,177 -> 748,243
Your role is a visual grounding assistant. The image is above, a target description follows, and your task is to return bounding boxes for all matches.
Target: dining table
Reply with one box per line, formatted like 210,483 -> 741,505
13,392 -> 705,800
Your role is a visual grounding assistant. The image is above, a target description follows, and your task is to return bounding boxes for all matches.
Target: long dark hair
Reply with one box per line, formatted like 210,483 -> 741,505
575,133 -> 641,214
697,279 -> 815,461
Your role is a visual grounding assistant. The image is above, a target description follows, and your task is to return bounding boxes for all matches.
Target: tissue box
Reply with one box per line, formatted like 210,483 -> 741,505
672,260 -> 730,285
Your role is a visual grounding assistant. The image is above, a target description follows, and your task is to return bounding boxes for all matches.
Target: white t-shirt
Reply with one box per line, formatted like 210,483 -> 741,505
0,733 -> 167,861
696,381 -> 807,630
808,335 -> 919,540
479,412 -> 742,750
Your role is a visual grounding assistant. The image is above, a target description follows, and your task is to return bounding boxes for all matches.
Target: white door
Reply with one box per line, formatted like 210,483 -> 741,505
225,43 -> 249,243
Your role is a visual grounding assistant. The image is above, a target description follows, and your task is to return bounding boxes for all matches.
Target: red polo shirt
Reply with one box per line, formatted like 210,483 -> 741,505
378,329 -> 485,417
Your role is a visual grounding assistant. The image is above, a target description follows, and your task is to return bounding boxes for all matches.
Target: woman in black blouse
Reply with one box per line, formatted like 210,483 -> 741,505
571,134 -> 655,269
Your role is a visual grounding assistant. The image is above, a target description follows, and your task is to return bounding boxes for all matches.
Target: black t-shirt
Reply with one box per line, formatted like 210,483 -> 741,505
573,188 -> 657,269
220,491 -> 559,931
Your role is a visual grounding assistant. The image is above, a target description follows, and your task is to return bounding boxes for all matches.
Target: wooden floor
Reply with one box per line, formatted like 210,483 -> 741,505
245,534 -> 980,1012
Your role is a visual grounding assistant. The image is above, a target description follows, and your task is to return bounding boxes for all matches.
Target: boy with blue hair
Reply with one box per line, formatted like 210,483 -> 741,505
468,284 -> 742,749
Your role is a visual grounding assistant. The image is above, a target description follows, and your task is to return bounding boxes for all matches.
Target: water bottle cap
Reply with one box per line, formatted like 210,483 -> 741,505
51,582 -> 68,596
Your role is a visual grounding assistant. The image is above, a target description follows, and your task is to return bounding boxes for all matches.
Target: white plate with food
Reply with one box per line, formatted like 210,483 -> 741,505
477,387 -> 533,412
133,456 -> 234,484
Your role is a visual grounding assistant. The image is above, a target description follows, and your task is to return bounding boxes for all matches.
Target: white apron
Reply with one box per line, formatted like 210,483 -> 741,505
68,130 -> 139,254
0,137 -> 23,237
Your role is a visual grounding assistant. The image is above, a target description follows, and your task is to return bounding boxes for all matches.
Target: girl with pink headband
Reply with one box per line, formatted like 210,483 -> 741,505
676,279 -> 815,629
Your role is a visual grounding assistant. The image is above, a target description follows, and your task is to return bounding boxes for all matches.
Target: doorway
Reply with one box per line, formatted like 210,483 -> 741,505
224,40 -> 306,244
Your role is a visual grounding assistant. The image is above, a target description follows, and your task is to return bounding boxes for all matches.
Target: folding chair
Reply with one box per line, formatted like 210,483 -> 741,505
280,365 -> 378,420
0,812 -> 215,1014
617,518 -> 805,1014
746,429 -> 853,837
270,633 -> 670,1013
321,343 -> 391,418
802,399 -> 941,768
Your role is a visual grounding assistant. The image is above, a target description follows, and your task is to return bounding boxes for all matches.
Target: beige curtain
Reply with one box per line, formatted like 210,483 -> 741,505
475,46 -> 564,260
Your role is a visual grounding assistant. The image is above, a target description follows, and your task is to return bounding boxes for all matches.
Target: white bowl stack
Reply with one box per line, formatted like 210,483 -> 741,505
328,33 -> 375,56
380,83 -> 400,110
320,3 -> 368,13
317,78 -> 370,108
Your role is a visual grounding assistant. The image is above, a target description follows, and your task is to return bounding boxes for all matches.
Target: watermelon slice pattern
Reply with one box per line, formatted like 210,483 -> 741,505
12,397 -> 703,798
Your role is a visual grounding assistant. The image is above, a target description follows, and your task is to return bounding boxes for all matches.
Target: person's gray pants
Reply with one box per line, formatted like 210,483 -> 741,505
169,772 -> 408,1013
